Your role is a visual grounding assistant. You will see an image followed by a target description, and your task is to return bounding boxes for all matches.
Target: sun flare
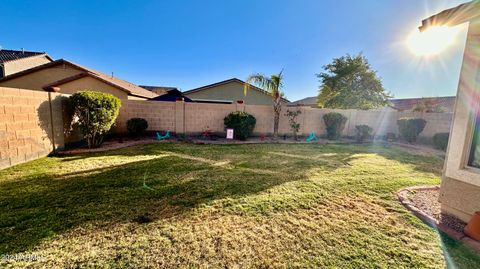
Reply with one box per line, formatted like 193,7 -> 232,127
407,26 -> 459,56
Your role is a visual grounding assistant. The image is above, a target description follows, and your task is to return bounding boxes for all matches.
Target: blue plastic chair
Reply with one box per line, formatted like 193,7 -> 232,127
306,132 -> 318,142
156,130 -> 171,140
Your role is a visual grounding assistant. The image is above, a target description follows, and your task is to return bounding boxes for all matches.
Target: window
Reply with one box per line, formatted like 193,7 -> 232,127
468,111 -> 480,168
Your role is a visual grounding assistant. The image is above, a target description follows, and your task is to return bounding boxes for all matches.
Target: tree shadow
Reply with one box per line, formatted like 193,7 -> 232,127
0,149 -> 305,254
0,143 -> 444,254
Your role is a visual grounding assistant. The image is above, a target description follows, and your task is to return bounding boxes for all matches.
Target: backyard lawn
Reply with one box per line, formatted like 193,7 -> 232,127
1,143 -> 480,268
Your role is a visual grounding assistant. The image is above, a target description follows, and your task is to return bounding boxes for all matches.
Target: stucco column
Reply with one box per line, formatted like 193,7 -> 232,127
175,100 -> 185,134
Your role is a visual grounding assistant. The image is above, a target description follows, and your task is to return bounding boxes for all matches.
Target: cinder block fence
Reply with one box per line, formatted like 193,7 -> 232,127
0,87 -> 453,169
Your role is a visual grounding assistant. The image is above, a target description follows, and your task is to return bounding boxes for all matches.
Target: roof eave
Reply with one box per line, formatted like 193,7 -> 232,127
419,1 -> 480,31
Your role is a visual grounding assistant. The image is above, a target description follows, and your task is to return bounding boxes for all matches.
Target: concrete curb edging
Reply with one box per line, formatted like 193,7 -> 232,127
397,185 -> 480,255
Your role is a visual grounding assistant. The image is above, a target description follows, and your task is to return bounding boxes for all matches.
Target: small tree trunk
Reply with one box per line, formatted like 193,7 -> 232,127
272,97 -> 282,139
273,113 -> 280,138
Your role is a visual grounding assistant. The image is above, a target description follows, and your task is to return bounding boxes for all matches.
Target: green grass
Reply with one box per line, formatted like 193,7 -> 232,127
0,143 -> 479,268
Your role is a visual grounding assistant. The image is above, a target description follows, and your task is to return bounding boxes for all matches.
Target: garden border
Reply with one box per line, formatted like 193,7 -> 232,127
397,185 -> 480,254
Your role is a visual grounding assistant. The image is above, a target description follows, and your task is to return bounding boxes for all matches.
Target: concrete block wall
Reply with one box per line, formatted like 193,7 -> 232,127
116,101 -> 452,139
184,102 -> 238,133
116,100 -> 176,133
0,93 -> 455,170
0,87 -> 65,169
397,111 -> 453,138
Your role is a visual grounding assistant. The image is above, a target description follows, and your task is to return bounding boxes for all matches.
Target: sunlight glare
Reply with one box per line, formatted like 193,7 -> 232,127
407,26 -> 459,56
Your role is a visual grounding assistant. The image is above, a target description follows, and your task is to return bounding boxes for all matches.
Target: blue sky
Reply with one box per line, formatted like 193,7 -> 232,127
1,0 -> 469,101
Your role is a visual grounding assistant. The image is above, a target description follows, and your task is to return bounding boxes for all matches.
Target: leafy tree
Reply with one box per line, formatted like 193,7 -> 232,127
412,99 -> 445,113
69,91 -> 121,148
285,109 -> 302,140
317,54 -> 391,109
245,71 -> 285,138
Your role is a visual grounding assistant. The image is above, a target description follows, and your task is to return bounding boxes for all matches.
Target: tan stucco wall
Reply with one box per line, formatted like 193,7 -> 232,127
0,65 -> 83,91
57,76 -> 129,100
440,177 -> 480,222
440,18 -> 480,222
185,81 -> 284,105
3,55 -> 52,77
127,95 -> 148,100
0,65 -> 147,100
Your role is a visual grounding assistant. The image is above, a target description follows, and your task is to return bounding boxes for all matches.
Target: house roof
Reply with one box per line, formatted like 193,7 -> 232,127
389,96 -> 456,111
287,96 -> 317,106
420,1 -> 480,31
184,78 -> 290,103
0,49 -> 53,63
140,85 -> 179,95
0,59 -> 157,99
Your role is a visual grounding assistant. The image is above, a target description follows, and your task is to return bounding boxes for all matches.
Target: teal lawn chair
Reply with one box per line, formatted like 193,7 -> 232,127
156,130 -> 171,140
306,132 -> 318,142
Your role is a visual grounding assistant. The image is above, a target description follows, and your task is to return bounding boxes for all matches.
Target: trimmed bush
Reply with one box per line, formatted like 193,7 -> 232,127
323,112 -> 347,140
397,118 -> 427,143
433,133 -> 449,151
355,125 -> 373,143
69,91 -> 121,148
224,111 -> 256,140
127,118 -> 148,137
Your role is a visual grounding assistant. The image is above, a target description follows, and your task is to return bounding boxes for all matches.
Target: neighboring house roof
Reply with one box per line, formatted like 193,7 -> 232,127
140,85 -> 178,92
184,78 -> 290,103
0,49 -> 53,63
0,59 -> 157,99
287,96 -> 317,107
150,88 -> 193,102
389,96 -> 456,111
140,85 -> 179,96
420,1 -> 480,31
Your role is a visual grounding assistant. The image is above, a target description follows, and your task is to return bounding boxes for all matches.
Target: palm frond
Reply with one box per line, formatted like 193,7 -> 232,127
244,73 -> 276,96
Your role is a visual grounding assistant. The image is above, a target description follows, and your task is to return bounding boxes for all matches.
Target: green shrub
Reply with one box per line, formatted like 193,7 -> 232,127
69,91 -> 121,148
433,133 -> 449,151
127,118 -> 148,137
323,112 -> 347,140
355,125 -> 373,143
224,111 -> 256,140
397,118 -> 427,143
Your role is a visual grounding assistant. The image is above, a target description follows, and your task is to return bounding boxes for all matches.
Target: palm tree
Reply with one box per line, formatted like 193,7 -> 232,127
244,71 -> 285,138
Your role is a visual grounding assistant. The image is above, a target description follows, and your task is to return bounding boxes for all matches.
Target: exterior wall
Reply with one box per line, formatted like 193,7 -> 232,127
0,91 -> 454,170
397,111 -> 453,138
0,87 -> 65,169
57,76 -> 129,100
439,18 -> 480,222
184,102 -> 238,133
3,55 -> 52,77
185,81 -> 284,105
115,101 -> 176,133
115,101 -> 452,138
440,177 -> 480,222
128,95 -> 148,100
0,65 -> 83,91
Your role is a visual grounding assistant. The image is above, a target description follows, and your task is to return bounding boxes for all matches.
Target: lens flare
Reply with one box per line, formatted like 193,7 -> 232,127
407,26 -> 459,56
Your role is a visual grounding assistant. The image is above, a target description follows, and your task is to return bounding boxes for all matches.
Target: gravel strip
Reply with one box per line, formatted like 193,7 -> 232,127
406,188 -> 466,233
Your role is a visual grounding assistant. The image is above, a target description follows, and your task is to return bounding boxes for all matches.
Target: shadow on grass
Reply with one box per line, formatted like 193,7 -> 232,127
0,149 -> 305,254
0,143 -> 444,254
